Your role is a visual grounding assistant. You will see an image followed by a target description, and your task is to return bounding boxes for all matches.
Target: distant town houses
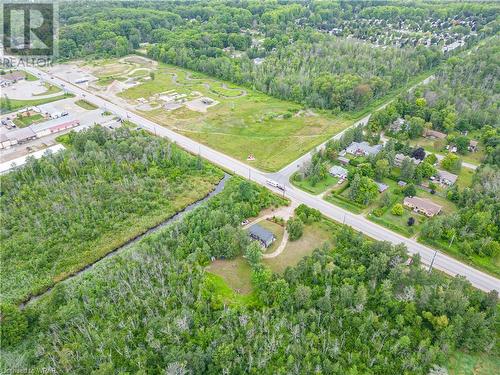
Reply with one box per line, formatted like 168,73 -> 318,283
424,129 -> 447,140
329,165 -> 348,180
435,169 -> 458,186
345,141 -> 382,157
403,196 -> 442,217
394,153 -> 422,167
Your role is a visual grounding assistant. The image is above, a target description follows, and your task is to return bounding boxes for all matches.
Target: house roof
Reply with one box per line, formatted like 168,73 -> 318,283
329,165 -> 348,177
395,153 -> 421,165
469,140 -> 478,147
8,127 -> 36,141
346,141 -> 382,156
437,169 -> 458,184
376,182 -> 389,192
404,196 -> 442,215
424,129 -> 447,139
247,224 -> 274,244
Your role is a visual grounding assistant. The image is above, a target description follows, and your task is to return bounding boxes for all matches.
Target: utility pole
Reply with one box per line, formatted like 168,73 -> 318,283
248,168 -> 251,180
428,251 -> 437,272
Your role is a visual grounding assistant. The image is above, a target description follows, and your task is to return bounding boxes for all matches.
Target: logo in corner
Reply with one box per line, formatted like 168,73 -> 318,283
2,1 -> 56,57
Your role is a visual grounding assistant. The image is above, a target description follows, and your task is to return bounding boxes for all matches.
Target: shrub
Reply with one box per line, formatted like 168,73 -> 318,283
287,218 -> 304,241
372,208 -> 384,217
0,303 -> 28,347
407,217 -> 415,226
392,203 -> 404,216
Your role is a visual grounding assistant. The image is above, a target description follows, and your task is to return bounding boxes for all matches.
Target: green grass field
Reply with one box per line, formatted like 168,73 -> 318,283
447,351 -> 500,375
13,113 -> 44,128
291,172 -> 340,195
1,93 -> 74,114
264,219 -> 336,273
115,63 -> 351,172
75,99 -> 98,110
33,83 -> 61,96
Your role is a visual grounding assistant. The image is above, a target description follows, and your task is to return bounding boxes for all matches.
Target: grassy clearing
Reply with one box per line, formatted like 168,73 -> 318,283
204,273 -> 259,308
33,83 -> 61,96
447,351 -> 500,375
115,63 -> 352,172
75,99 -> 98,110
25,72 -> 39,81
456,167 -> 474,189
264,219 -> 337,274
13,113 -> 44,128
291,172 -> 340,195
206,257 -> 253,294
1,93 -> 74,114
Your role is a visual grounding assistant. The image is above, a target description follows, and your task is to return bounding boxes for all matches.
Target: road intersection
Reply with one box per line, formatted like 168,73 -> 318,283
25,67 -> 499,293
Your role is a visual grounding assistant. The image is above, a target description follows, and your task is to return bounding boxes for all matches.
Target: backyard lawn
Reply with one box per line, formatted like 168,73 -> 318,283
264,219 -> 337,274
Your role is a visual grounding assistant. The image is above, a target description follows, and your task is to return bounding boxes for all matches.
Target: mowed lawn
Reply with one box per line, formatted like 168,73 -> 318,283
119,64 -> 351,172
264,219 -> 336,274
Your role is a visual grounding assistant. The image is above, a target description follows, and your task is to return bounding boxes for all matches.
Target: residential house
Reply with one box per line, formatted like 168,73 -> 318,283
436,170 -> 458,186
398,181 -> 407,187
390,118 -> 406,132
329,165 -> 348,179
394,153 -> 422,167
469,140 -> 479,152
376,182 -> 389,193
403,196 -> 442,217
345,141 -> 382,157
424,129 -> 447,140
247,223 -> 275,248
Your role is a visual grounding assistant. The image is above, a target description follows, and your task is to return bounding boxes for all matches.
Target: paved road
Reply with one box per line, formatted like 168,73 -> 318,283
25,67 -> 499,293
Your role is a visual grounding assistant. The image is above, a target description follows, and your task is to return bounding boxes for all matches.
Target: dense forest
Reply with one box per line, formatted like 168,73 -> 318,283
1,178 -> 497,374
0,127 -> 222,304
56,0 -> 499,112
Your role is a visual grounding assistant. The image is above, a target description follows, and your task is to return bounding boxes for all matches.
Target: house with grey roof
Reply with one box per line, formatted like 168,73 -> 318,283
375,182 -> 389,193
329,165 -> 348,179
394,153 -> 422,167
404,196 -> 442,217
436,170 -> 458,186
247,223 -> 275,248
345,141 -> 382,157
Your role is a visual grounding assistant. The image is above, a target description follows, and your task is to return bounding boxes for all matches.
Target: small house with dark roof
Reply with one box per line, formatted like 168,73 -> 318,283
247,223 -> 275,248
